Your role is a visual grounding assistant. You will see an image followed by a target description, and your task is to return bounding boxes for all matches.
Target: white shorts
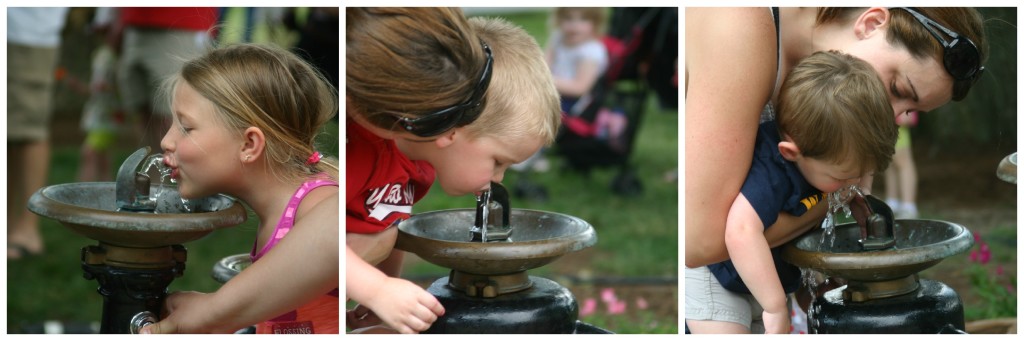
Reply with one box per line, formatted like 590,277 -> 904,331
685,265 -> 791,333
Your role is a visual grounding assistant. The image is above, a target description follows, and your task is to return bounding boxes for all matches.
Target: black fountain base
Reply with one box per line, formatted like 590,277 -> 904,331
424,276 -> 612,334
810,278 -> 965,334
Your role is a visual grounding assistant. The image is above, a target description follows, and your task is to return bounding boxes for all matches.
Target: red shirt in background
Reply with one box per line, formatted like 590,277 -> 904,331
120,7 -> 217,31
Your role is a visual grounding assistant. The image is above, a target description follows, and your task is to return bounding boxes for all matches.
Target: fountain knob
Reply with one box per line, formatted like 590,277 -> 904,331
129,311 -> 157,334
850,194 -> 896,250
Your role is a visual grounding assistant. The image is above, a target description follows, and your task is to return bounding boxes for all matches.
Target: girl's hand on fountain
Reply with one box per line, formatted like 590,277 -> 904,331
364,277 -> 445,334
762,309 -> 791,334
141,291 -> 220,334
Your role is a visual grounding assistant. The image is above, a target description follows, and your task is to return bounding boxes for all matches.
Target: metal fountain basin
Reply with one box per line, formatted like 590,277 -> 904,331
395,209 -> 597,275
28,182 -> 246,248
783,219 -> 973,282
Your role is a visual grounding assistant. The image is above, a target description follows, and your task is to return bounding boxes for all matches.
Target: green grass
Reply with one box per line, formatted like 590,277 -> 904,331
5,120 -> 338,333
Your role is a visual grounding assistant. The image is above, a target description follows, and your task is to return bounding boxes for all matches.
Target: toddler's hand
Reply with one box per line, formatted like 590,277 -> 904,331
362,277 -> 445,334
762,309 -> 791,334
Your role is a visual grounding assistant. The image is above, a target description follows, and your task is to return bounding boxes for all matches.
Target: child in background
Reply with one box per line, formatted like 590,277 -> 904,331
547,7 -> 608,113
78,7 -> 126,182
346,8 -> 561,334
885,111 -> 919,218
686,51 -> 898,334
513,8 -> 609,174
140,44 -> 339,334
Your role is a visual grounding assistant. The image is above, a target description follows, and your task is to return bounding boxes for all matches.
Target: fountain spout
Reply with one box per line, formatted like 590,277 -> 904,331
471,181 -> 512,242
849,194 -> 896,250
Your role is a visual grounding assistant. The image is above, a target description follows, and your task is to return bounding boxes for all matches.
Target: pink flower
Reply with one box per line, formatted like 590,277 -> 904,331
979,243 -> 991,264
996,265 -> 1004,276
1007,285 -> 1016,294
579,298 -> 597,317
635,297 -> 649,310
600,288 -> 618,303
969,250 -> 979,263
607,300 -> 627,315
973,231 -> 982,243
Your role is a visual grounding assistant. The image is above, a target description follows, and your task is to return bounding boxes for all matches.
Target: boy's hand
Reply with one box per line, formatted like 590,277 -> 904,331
362,277 -> 445,334
762,309 -> 791,334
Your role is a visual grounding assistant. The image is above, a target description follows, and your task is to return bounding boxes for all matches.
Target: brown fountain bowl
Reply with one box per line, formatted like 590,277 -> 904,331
782,219 -> 973,282
27,182 -> 247,248
997,152 -> 1017,184
395,209 -> 596,275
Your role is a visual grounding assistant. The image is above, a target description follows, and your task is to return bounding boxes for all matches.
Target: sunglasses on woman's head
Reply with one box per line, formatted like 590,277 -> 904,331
892,7 -> 984,101
393,41 -> 494,138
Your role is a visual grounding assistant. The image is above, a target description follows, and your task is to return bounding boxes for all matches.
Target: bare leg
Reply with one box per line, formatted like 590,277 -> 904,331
7,140 -> 50,258
884,165 -> 899,205
895,147 -> 917,206
686,320 -> 750,333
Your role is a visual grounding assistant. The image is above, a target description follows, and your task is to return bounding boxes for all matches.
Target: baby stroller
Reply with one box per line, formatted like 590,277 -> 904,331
552,7 -> 678,196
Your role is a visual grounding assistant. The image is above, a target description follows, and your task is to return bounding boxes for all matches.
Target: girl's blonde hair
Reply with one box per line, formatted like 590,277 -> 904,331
168,44 -> 339,183
346,8 -> 560,142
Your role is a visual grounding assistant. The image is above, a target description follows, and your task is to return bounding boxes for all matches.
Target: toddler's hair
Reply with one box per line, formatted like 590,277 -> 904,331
346,8 -> 560,143
468,16 -> 560,143
553,7 -> 606,34
777,50 -> 898,173
167,44 -> 339,182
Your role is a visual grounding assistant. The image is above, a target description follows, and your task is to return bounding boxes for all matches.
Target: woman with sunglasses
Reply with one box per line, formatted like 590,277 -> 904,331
685,8 -> 986,270
345,8 -> 561,333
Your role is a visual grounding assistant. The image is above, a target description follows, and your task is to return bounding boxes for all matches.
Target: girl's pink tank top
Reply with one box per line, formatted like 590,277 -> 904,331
250,177 -> 339,334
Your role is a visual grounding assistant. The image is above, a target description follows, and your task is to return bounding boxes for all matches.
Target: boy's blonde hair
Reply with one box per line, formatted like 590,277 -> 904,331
554,7 -> 606,34
468,16 -> 560,143
167,44 -> 339,183
346,8 -> 560,143
777,50 -> 898,173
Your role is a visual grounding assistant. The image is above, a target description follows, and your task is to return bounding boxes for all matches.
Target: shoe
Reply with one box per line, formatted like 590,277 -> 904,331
896,204 -> 919,219
7,243 -> 42,260
885,198 -> 901,211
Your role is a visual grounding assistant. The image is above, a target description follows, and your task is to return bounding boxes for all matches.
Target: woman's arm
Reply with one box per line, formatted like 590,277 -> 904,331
684,7 -> 778,267
143,195 -> 341,333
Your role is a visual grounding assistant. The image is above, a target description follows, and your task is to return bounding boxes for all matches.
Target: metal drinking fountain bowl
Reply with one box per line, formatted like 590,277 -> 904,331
395,209 -> 596,275
783,219 -> 973,283
27,183 -> 246,247
27,146 -> 246,248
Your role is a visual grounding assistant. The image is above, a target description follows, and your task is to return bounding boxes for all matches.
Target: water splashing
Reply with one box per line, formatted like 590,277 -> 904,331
819,185 -> 864,249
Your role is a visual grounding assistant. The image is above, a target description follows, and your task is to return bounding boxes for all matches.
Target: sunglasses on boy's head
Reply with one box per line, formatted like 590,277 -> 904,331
393,41 -> 494,138
892,7 -> 984,101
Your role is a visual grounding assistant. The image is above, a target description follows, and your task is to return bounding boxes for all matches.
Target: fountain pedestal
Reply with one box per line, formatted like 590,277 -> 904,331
426,275 -> 579,333
811,278 -> 965,333
784,219 -> 973,334
81,243 -> 186,333
396,207 -> 609,334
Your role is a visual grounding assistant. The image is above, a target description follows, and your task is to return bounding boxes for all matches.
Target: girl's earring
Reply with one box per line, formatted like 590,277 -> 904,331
244,155 -> 251,162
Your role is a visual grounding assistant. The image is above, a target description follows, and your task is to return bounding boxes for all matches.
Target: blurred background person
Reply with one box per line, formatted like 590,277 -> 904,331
7,7 -> 70,259
117,7 -> 217,152
885,111 -> 920,218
